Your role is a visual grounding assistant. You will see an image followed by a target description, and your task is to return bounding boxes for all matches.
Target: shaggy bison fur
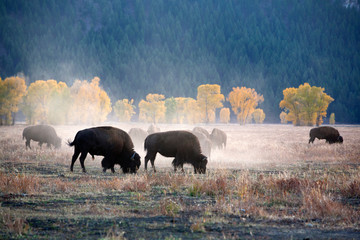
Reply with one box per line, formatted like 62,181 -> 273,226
22,125 -> 61,150
210,128 -> 227,149
309,126 -> 343,144
144,131 -> 208,174
68,126 -> 141,173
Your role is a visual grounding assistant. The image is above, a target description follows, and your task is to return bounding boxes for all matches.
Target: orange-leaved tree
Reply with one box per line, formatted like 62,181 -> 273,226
114,99 -> 136,122
279,111 -> 288,124
0,76 -> 27,125
252,108 -> 265,124
280,83 -> 333,126
138,94 -> 166,123
279,87 -> 301,125
228,86 -> 264,125
69,77 -> 112,124
197,84 -> 224,123
183,97 -> 201,124
22,79 -> 68,124
219,108 -> 230,124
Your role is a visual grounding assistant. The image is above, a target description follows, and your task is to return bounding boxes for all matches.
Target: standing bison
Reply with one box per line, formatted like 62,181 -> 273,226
192,130 -> 212,159
309,126 -> 343,144
128,128 -> 148,150
144,131 -> 208,174
68,126 -> 141,173
210,128 -> 227,149
22,125 -> 61,150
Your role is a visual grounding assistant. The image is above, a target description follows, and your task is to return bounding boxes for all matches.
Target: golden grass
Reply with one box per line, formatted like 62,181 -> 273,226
0,123 -> 359,230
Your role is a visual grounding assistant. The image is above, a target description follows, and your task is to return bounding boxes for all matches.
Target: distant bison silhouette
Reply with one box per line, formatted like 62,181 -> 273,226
22,125 -> 61,150
193,126 -> 210,139
147,124 -> 160,134
144,131 -> 208,174
128,128 -> 148,149
192,130 -> 212,159
210,128 -> 227,149
309,126 -> 343,144
68,126 -> 141,173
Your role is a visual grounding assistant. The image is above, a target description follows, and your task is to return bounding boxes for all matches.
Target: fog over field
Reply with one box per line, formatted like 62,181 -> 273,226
45,123 -> 359,173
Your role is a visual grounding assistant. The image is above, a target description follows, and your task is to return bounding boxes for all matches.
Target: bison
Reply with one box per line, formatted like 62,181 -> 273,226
192,130 -> 212,159
210,128 -> 227,149
144,131 -> 208,174
309,126 -> 343,144
128,128 -> 148,150
22,125 -> 61,150
147,124 -> 160,134
68,126 -> 141,173
193,126 -> 210,138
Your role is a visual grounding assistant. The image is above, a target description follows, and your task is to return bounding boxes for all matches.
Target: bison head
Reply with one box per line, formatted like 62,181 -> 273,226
195,154 -> 208,174
337,136 -> 343,143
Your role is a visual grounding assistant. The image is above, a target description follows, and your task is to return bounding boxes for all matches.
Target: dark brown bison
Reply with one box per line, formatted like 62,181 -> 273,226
309,126 -> 343,144
147,124 -> 160,134
68,126 -> 141,173
192,130 -> 212,159
210,128 -> 227,149
128,128 -> 148,149
22,125 -> 61,150
144,131 -> 208,174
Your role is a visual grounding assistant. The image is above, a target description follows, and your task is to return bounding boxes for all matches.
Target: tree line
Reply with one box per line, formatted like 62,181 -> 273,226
0,76 -> 333,126
0,0 -> 358,123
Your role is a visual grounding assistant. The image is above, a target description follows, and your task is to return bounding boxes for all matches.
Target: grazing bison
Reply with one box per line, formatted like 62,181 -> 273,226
22,125 -> 61,150
68,126 -> 141,173
192,130 -> 212,159
144,131 -> 208,174
147,124 -> 160,134
128,128 -> 148,150
309,126 -> 343,144
193,126 -> 210,138
210,128 -> 227,149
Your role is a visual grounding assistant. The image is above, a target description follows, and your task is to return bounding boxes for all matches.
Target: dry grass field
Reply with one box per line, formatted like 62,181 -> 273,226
0,123 -> 359,239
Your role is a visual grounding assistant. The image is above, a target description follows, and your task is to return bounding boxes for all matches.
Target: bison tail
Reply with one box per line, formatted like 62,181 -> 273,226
144,137 -> 148,152
67,139 -> 75,147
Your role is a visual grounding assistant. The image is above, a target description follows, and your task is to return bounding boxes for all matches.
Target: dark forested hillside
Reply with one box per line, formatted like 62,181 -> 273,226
1,0 -> 359,123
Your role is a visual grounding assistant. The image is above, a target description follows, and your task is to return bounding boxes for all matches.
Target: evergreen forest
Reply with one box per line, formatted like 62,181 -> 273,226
1,0 -> 359,123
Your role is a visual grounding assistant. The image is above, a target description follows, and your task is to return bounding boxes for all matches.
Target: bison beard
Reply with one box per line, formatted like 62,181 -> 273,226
144,131 -> 208,174
68,126 -> 141,173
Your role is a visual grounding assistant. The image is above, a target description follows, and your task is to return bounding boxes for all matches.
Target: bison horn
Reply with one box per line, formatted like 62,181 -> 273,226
130,152 -> 136,160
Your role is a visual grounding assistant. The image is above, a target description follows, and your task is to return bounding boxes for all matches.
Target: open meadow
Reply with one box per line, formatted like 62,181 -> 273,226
0,123 -> 360,239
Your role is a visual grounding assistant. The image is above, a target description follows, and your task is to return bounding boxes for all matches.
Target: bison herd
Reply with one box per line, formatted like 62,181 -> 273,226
21,124 -> 343,175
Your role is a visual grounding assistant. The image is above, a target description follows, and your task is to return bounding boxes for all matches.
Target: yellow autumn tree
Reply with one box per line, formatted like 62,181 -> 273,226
114,99 -> 135,122
280,83 -> 333,126
252,108 -> 266,124
22,79 -> 66,124
279,87 -> 301,126
69,77 -> 112,124
219,108 -> 230,124
0,76 -> 27,125
279,111 -> 288,124
197,84 -> 224,123
138,94 -> 166,123
228,86 -> 264,125
47,81 -> 71,125
183,98 -> 201,124
329,113 -> 335,125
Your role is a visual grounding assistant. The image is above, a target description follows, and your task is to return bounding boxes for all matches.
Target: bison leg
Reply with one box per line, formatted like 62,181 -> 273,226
79,152 -> 88,173
38,142 -> 43,149
145,152 -> 157,172
309,136 -> 315,144
70,148 -> 81,172
25,139 -> 31,150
